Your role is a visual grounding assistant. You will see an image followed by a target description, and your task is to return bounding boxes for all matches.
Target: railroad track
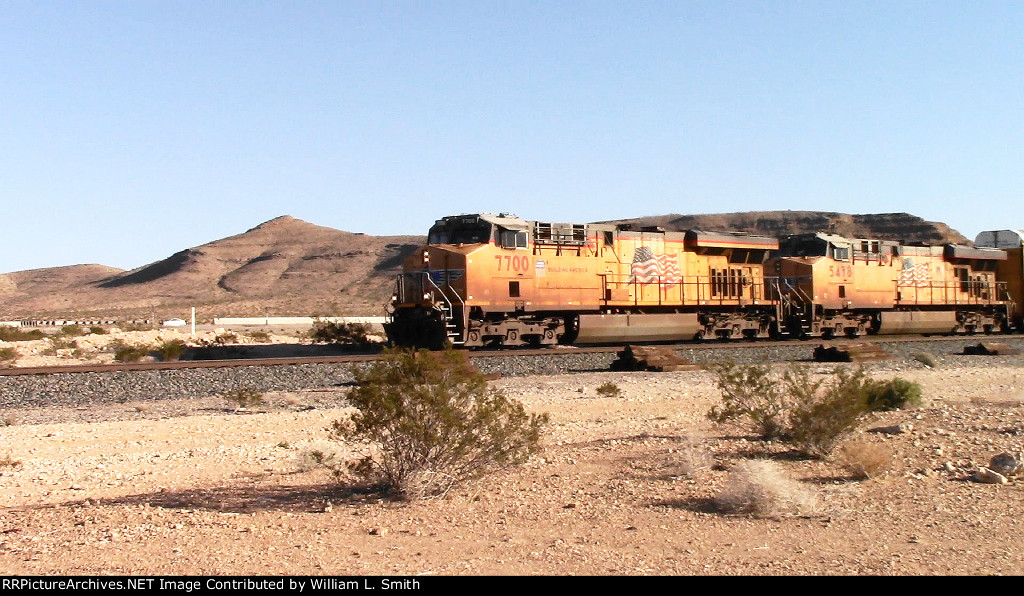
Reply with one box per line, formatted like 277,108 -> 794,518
0,334 -> 1014,377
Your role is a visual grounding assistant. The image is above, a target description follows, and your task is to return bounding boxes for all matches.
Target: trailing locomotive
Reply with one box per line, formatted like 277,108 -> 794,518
975,229 -> 1024,331
383,213 -> 1019,349
769,232 -> 1012,338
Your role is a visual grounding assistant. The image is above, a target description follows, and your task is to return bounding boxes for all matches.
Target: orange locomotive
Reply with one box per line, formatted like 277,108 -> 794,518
975,229 -> 1024,331
769,232 -> 1013,338
384,213 -> 780,348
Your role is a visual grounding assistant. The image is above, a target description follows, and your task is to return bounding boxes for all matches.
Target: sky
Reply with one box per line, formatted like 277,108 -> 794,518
2,1 -> 1022,273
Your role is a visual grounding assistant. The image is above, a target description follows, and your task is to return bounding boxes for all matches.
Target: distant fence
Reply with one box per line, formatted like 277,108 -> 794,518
8,319 -> 124,327
212,316 -> 387,326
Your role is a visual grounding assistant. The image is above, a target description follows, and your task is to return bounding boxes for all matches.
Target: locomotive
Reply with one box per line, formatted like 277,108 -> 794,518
383,213 -> 1019,349
770,232 -> 1011,339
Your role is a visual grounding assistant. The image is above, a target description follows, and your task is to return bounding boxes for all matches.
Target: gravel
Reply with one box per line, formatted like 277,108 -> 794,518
2,336 -> 1024,421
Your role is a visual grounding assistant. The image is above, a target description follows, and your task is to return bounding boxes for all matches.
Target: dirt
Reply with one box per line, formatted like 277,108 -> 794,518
1,363 -> 1023,576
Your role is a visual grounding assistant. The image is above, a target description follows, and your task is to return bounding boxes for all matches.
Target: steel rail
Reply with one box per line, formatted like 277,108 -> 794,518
0,333 -> 1010,377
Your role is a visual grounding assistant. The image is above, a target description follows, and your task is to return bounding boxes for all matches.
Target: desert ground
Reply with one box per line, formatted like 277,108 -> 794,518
1,335 -> 1023,576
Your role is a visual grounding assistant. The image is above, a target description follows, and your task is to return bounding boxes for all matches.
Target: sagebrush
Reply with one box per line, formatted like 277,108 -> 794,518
596,381 -> 622,398
310,320 -> 373,345
707,361 -> 921,458
112,341 -> 151,363
222,389 -> 265,410
157,339 -> 187,361
863,378 -> 923,411
330,348 -> 549,499
785,366 -> 875,458
707,362 -> 790,440
0,328 -> 44,342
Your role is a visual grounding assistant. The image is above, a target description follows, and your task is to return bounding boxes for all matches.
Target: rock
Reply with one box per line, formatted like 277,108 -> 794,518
869,424 -> 911,435
974,467 -> 1009,484
988,452 -> 1020,477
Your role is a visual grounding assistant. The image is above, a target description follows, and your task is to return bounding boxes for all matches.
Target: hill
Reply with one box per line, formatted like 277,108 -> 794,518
0,216 -> 423,320
604,211 -> 969,244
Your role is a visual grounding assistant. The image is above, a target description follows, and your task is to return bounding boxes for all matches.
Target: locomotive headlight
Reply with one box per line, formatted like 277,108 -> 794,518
391,293 -> 398,304
422,251 -> 430,267
423,292 -> 430,301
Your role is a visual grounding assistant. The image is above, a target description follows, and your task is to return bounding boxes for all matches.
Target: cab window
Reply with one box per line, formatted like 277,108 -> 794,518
500,228 -> 528,249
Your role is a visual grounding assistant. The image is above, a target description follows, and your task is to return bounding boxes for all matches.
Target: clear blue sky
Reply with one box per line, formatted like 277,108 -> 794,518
2,1 -> 1021,273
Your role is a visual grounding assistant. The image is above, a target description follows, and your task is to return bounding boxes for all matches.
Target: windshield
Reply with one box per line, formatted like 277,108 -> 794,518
428,222 -> 493,245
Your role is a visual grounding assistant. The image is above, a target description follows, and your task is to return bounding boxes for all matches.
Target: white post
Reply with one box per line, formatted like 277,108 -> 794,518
191,307 -> 196,337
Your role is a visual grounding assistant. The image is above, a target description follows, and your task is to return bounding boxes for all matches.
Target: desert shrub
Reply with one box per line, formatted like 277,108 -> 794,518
675,430 -> 714,477
0,328 -> 44,342
222,389 -> 265,410
708,362 -> 889,458
88,326 -> 108,335
714,459 -> 819,518
834,438 -> 893,480
156,339 -> 187,361
247,330 -> 272,343
785,366 -> 874,458
310,320 -> 373,345
214,332 -> 238,345
707,361 -> 790,440
913,352 -> 938,368
595,381 -> 622,398
863,377 -> 923,411
41,337 -> 76,356
60,325 -> 85,337
298,445 -> 349,477
111,341 -> 151,363
330,348 -> 549,499
0,347 -> 16,362
0,453 -> 22,470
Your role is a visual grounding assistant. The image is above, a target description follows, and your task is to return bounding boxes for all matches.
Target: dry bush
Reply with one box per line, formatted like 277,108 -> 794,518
0,347 -> 17,363
707,361 -> 789,440
156,339 -> 187,361
708,363 -> 904,458
785,366 -> 874,458
309,320 -> 373,345
110,340 -> 151,363
330,348 -> 549,499
0,328 -> 44,342
834,438 -> 893,480
222,389 -> 265,411
214,332 -> 239,345
863,377 -> 924,411
247,330 -> 272,343
674,430 -> 714,477
715,459 -> 819,518
0,453 -> 22,470
595,381 -> 622,398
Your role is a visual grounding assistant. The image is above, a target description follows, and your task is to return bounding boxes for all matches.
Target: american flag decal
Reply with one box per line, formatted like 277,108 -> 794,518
630,247 -> 681,285
898,260 -> 930,288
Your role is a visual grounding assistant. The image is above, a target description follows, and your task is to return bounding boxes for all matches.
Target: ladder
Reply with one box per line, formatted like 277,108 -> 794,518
423,274 -> 465,346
